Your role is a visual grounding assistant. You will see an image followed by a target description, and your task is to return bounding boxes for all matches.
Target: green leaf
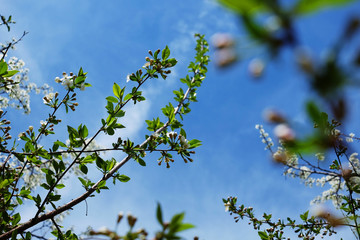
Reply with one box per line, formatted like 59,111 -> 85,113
82,125 -> 89,138
218,0 -> 264,15
25,232 -> 31,240
258,231 -> 269,240
306,101 -> 321,123
80,164 -> 88,174
113,83 -> 122,99
82,155 -> 96,163
167,58 -> 178,67
40,183 -> 50,190
180,128 -> 187,138
114,109 -> 125,118
124,93 -> 133,101
300,211 -> 309,221
3,70 -> 19,78
106,158 -> 116,171
106,96 -> 119,103
117,174 -> 130,182
162,46 -> 171,60
156,202 -> 163,225
188,139 -> 202,149
293,0 -> 355,15
12,213 -> 21,225
67,125 -> 78,137
54,140 -> 67,148
0,61 -> 8,75
106,127 -> 115,135
55,183 -> 65,189
98,180 -> 107,189
177,223 -> 195,232
49,194 -> 61,201
75,76 -> 86,84
20,189 -> 31,196
96,156 -> 105,169
171,212 -> 184,223
0,179 -> 11,189
78,177 -> 87,187
138,158 -> 146,166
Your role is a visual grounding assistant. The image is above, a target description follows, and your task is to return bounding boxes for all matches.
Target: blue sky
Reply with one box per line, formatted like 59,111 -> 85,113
2,1 -> 360,239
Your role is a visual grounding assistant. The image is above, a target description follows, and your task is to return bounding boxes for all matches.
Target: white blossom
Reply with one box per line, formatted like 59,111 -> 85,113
315,153 -> 325,161
299,166 -> 311,179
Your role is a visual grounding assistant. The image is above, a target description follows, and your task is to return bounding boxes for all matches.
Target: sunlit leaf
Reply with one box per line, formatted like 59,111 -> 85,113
294,0 -> 355,15
218,0 -> 264,15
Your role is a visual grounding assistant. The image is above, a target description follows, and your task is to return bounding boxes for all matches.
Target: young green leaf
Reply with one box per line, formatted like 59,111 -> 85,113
113,83 -> 122,99
162,45 -> 170,60
117,174 -> 130,182
156,202 -> 163,225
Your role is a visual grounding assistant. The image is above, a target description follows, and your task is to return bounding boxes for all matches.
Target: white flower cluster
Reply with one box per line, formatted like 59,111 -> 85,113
255,124 -> 274,150
43,92 -> 57,104
346,132 -> 356,143
299,166 -> 311,179
55,72 -> 85,91
349,152 -> 360,172
0,57 -> 53,114
0,39 -> 17,50
302,152 -> 360,209
311,176 -> 345,208
166,131 -> 190,149
315,152 -> 325,161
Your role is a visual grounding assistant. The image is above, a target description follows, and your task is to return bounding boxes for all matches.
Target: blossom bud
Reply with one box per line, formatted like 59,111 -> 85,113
215,48 -> 237,67
211,33 -> 234,49
342,168 -> 353,181
296,49 -> 314,74
28,126 -> 33,131
127,214 -> 137,227
97,227 -> 111,235
272,151 -> 287,164
274,124 -> 295,141
145,57 -> 150,61
117,211 -> 124,224
263,109 -> 286,124
148,50 -> 153,56
248,58 -> 265,78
